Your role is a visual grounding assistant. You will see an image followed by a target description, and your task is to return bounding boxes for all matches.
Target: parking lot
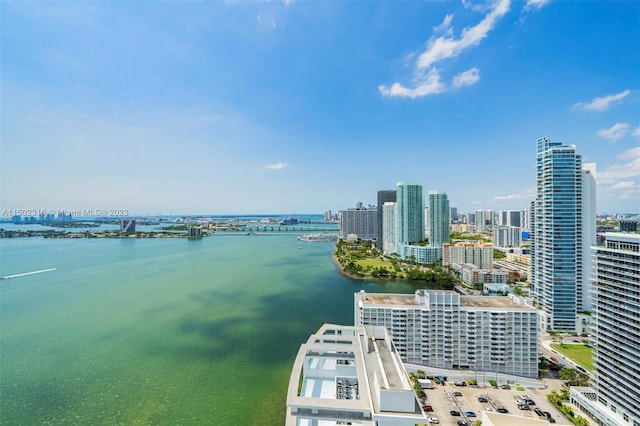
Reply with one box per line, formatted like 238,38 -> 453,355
421,382 -> 573,425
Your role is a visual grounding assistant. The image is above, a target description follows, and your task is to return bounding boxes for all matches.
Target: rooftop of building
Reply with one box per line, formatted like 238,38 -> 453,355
286,324 -> 425,426
360,290 -> 533,309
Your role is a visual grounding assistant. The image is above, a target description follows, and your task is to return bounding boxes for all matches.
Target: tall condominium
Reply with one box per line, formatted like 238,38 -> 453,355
376,190 -> 396,249
531,138 -> 596,331
475,210 -> 494,232
592,233 -> 640,426
355,290 -> 539,378
498,210 -> 523,228
428,190 -> 450,246
382,202 -> 397,255
286,323 -> 428,426
339,207 -> 378,241
493,226 -> 522,248
396,183 -> 424,245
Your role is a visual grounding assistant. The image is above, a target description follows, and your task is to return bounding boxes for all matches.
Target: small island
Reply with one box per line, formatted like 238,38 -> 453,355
333,240 -> 457,289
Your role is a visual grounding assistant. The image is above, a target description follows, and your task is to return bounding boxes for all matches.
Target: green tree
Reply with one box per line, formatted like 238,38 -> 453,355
560,368 -> 590,387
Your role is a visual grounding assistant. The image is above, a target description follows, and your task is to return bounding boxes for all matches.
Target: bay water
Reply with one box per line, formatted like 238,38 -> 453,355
1,233 -> 435,425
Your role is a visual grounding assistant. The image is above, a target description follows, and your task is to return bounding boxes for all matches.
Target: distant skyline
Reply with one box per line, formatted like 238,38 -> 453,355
2,1 -> 639,215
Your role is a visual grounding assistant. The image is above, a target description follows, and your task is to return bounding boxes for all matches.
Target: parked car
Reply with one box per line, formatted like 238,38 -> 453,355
478,396 -> 488,402
500,384 -> 511,389
544,412 -> 556,423
422,405 -> 433,412
496,407 -> 509,414
457,421 -> 469,426
449,410 -> 461,416
525,399 -> 536,405
517,404 -> 531,411
454,381 -> 467,386
453,391 -> 463,397
464,411 -> 476,417
427,417 -> 439,424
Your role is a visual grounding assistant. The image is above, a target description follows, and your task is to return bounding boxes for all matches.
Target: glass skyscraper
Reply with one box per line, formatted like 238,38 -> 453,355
428,190 -> 450,246
531,138 -> 595,331
396,183 -> 424,245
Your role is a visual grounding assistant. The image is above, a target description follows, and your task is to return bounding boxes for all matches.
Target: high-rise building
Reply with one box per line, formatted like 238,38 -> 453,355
382,202 -> 397,255
493,226 -> 522,248
531,138 -> 596,331
376,190 -> 396,249
120,219 -> 136,232
450,206 -> 458,223
396,183 -> 424,245
339,208 -> 377,241
475,210 -> 494,231
428,191 -> 450,246
571,233 -> 640,426
498,210 -> 523,228
355,290 -> 539,378
593,233 -> 640,425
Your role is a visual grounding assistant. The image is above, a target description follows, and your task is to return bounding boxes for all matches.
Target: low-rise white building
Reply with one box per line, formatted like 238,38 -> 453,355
286,324 -> 428,426
355,290 -> 539,378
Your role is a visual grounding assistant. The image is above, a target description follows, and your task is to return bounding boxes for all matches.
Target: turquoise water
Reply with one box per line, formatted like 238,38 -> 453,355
0,235 -> 431,425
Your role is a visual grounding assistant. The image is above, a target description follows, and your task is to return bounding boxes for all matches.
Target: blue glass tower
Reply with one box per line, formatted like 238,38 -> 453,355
531,138 -> 585,331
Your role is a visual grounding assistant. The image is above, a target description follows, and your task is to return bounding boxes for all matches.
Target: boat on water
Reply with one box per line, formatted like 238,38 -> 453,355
280,217 -> 298,226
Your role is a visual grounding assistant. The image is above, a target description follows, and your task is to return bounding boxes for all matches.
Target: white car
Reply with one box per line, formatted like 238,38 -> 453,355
427,417 -> 440,424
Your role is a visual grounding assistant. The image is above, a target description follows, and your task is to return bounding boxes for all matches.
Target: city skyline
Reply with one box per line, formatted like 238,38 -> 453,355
2,1 -> 639,215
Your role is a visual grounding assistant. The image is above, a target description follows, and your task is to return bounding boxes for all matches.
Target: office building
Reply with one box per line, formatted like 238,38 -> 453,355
339,208 -> 377,241
120,219 -> 136,232
376,190 -> 396,249
443,241 -> 493,269
493,226 -> 522,248
355,290 -> 539,378
531,138 -> 596,331
591,233 -> 640,426
286,323 -> 428,426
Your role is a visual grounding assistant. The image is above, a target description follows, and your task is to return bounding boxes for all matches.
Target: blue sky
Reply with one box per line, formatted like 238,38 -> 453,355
2,0 -> 639,215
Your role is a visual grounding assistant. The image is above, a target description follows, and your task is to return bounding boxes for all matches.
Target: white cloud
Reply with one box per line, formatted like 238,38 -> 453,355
596,147 -> 639,183
417,0 -> 510,69
433,14 -> 454,35
572,89 -> 631,111
379,68 -> 444,99
597,147 -> 640,202
264,162 -> 289,170
596,122 -> 630,141
524,0 -> 550,12
632,126 -> 640,137
452,67 -> 480,88
379,0 -> 508,98
491,187 -> 536,203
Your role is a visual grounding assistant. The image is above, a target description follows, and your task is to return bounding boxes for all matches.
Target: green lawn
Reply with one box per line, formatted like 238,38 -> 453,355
355,257 -> 392,269
550,343 -> 595,371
